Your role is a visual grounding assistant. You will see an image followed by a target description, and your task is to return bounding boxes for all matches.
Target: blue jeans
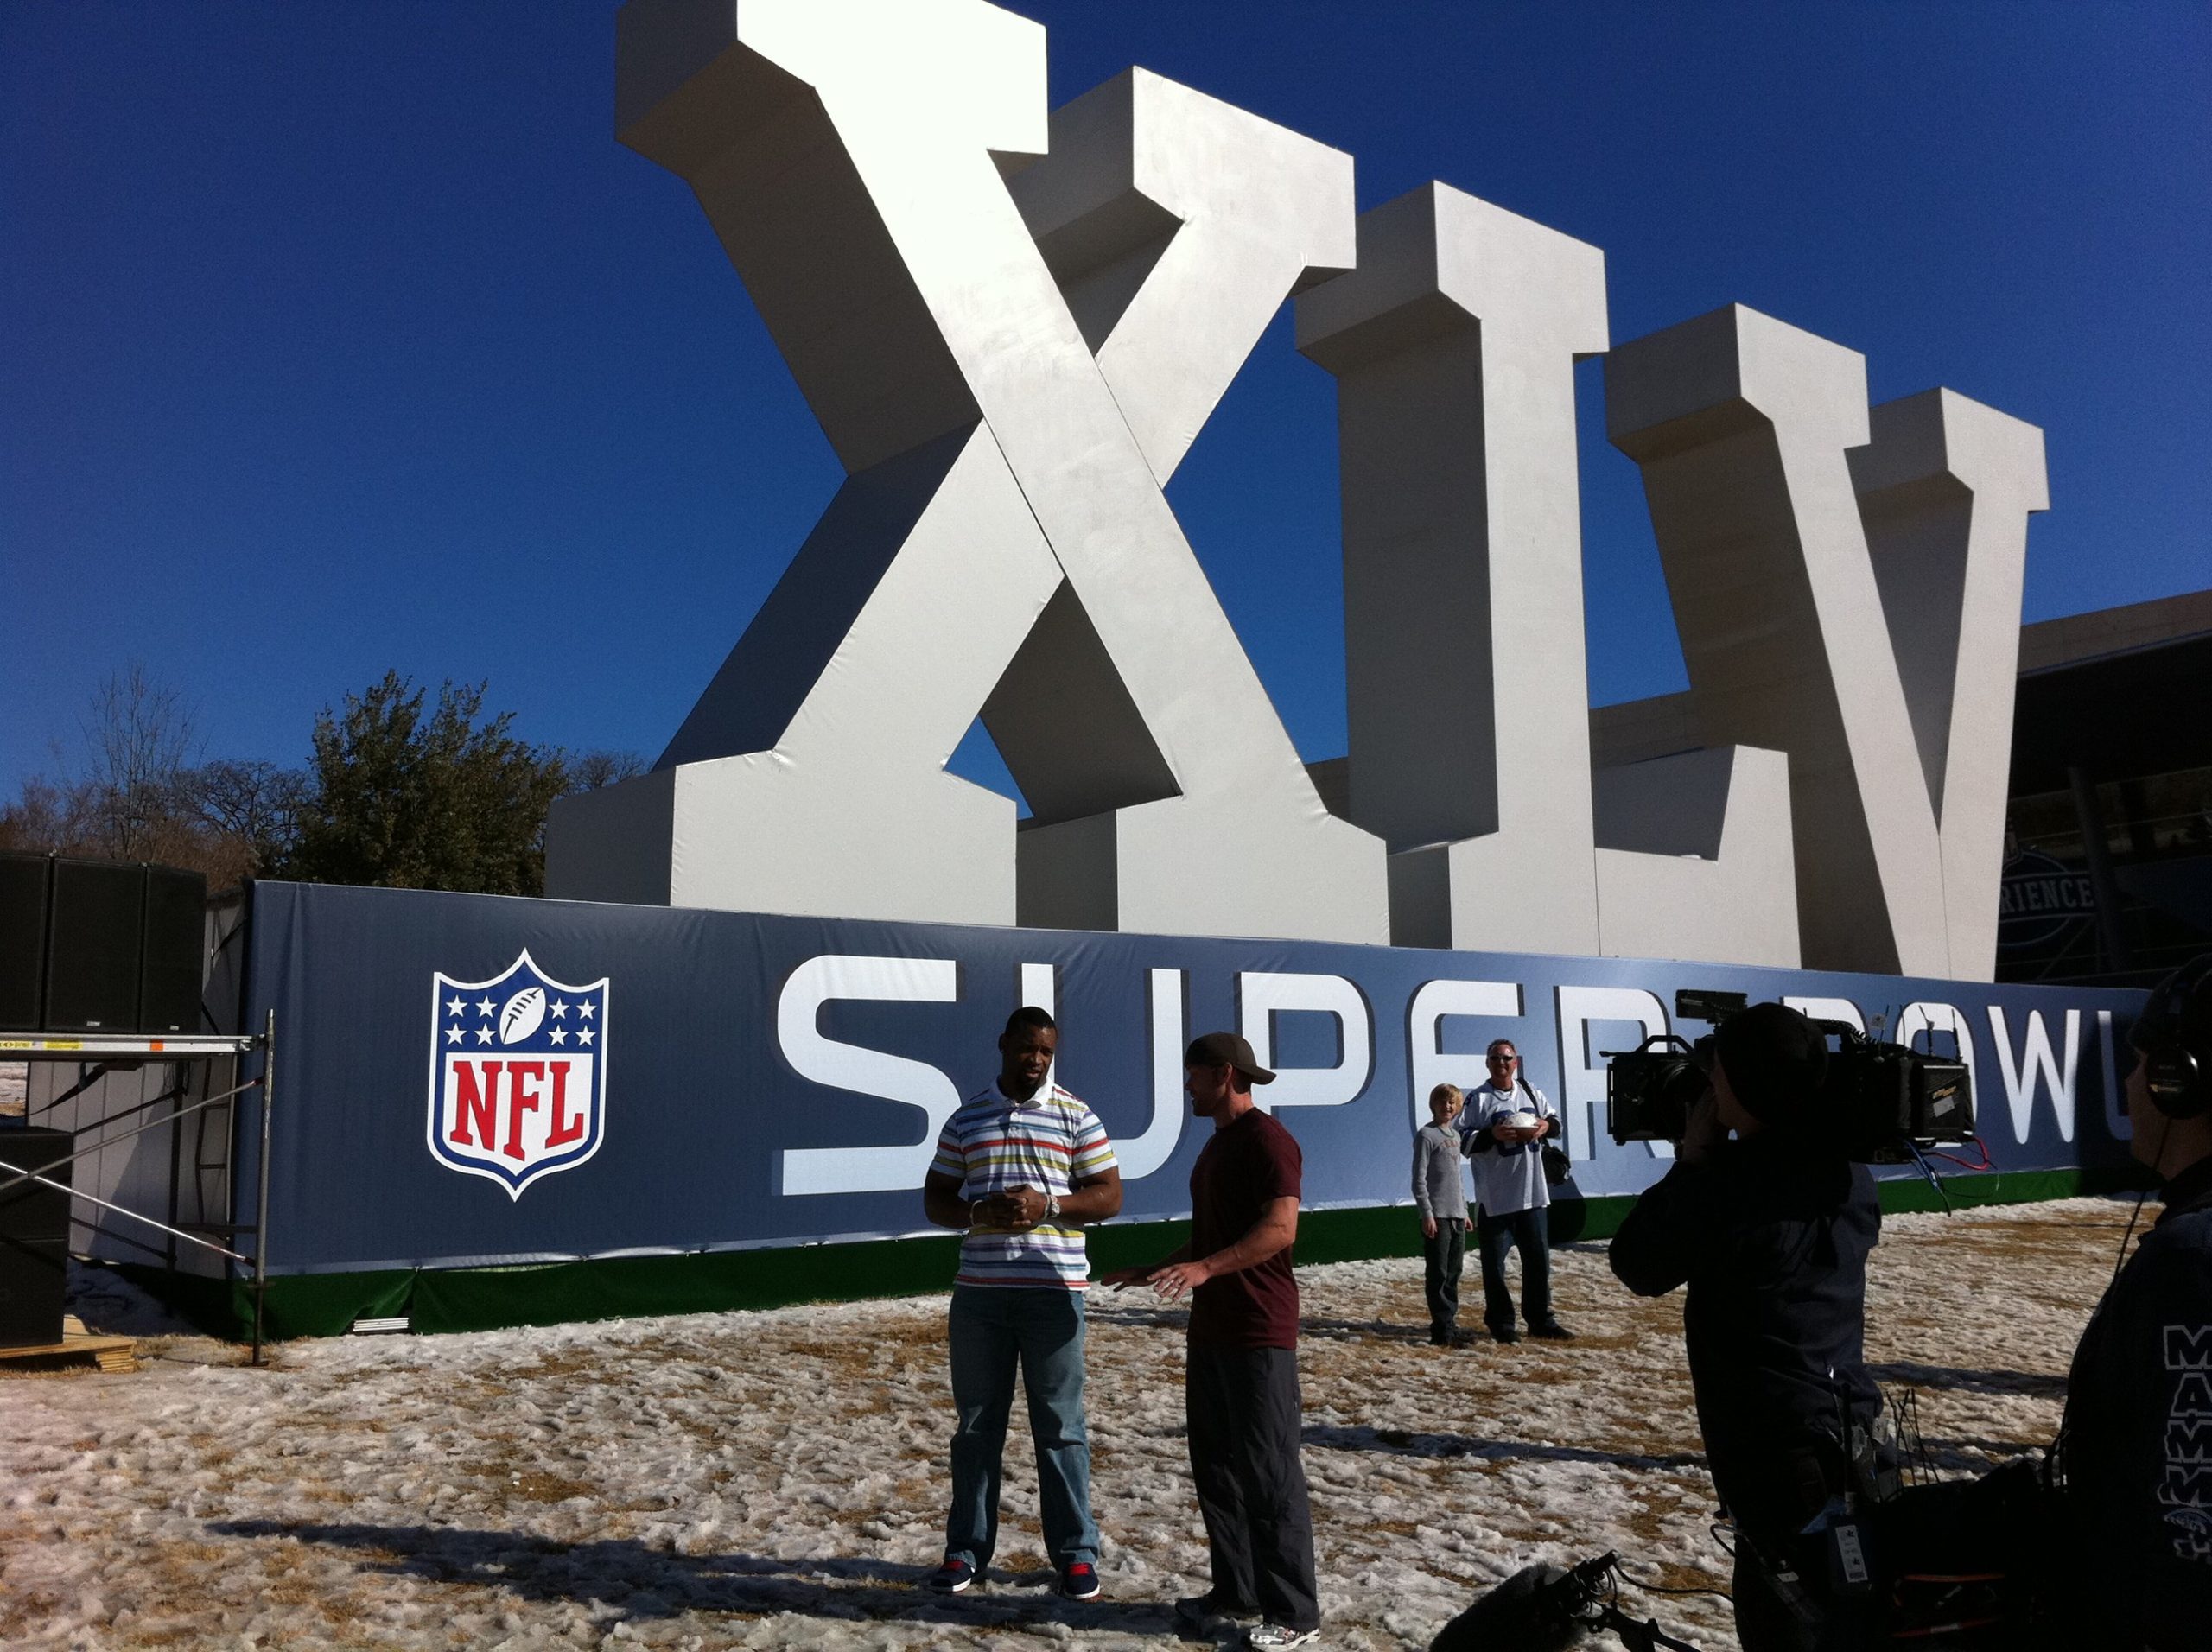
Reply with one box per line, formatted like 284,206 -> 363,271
945,1285 -> 1098,1568
1477,1204 -> 1553,1331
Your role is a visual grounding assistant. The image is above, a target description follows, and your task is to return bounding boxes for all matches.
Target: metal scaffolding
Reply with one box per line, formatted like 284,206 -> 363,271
0,1012 -> 277,1364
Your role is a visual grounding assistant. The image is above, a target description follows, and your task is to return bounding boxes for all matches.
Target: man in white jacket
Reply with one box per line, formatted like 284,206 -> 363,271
1459,1040 -> 1573,1344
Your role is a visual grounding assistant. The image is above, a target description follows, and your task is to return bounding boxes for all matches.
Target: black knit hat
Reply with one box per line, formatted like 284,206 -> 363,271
1713,1002 -> 1828,1125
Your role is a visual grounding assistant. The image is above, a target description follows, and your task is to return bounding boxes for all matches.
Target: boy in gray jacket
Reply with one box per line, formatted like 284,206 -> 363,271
1412,1083 -> 1473,1345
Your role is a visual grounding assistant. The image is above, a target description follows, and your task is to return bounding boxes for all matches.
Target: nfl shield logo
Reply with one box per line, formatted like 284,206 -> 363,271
427,950 -> 609,1199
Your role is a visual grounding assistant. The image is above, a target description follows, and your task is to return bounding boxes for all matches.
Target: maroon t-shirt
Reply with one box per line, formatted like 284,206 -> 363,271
1189,1106 -> 1302,1349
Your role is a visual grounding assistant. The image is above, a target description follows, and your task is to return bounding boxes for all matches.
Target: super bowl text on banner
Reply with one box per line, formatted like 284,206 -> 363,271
219,883 -> 2139,1276
427,950 -> 610,1199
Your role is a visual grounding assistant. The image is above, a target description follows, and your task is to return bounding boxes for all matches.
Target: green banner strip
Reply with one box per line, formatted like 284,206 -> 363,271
117,1165 -> 2143,1341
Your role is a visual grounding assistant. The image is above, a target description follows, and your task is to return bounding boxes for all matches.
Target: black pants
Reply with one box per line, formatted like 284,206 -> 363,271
1185,1344 -> 1319,1631
1422,1217 -> 1465,1339
1476,1204 -> 1552,1331
1724,1447 -> 1867,1652
1731,1543 -> 1822,1652
1730,1539 -> 1872,1652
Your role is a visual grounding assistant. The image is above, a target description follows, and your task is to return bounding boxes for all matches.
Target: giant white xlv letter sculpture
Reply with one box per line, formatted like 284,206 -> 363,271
1296,187 -> 1800,967
552,0 -> 1386,944
1605,314 -> 2048,976
549,0 -> 2049,982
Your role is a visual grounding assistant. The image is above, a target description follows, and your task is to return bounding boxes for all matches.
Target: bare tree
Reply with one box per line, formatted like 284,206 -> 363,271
1,668 -> 303,886
74,664 -> 201,860
0,778 -> 80,855
181,759 -> 309,879
561,749 -> 648,793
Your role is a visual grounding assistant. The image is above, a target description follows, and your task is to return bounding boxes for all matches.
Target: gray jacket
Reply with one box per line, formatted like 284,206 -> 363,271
1413,1121 -> 1471,1218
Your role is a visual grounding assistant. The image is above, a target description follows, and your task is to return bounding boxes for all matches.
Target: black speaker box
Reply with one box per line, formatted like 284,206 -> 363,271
0,1127 -> 73,1350
0,851 -> 49,1031
139,865 -> 207,1036
43,858 -> 144,1033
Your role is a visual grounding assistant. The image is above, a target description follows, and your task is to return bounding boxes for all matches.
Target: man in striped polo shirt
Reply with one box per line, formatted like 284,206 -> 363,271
920,1006 -> 1123,1601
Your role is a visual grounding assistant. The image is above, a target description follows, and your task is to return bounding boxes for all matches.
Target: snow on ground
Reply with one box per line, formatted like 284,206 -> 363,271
0,1197 -> 2133,1650
1,1061 -> 25,1117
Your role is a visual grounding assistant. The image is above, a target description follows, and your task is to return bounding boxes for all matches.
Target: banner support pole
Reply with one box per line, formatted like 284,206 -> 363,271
252,1007 -> 276,1368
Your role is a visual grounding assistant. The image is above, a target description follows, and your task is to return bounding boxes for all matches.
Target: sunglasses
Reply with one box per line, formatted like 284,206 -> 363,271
1485,1053 -> 1518,1064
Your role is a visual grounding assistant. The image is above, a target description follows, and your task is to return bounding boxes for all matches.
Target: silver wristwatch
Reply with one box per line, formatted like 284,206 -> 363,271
1045,1192 -> 1062,1222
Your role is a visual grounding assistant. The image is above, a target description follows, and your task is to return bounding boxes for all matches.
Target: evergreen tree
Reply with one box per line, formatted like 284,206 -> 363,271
285,673 -> 569,896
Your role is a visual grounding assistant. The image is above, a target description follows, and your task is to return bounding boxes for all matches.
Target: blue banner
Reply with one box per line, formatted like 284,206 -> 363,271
240,882 -> 2145,1275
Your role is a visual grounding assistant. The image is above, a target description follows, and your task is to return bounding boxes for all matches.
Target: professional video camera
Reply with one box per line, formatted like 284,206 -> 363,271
1605,990 -> 1974,1163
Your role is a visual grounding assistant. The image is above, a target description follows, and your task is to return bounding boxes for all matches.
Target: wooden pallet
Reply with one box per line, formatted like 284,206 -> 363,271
0,1315 -> 136,1375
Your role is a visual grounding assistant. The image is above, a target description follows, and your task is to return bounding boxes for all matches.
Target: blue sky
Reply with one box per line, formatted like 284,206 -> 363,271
4,2 -> 2206,805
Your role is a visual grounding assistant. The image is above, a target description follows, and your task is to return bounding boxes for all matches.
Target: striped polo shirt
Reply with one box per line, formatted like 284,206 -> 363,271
931,1082 -> 1116,1289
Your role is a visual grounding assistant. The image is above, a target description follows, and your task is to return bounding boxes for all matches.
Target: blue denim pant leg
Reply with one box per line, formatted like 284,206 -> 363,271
1516,1204 -> 1554,1328
1476,1209 -> 1515,1332
945,1286 -> 1098,1568
1014,1288 -> 1099,1566
946,1286 -> 1017,1567
1477,1205 -> 1553,1331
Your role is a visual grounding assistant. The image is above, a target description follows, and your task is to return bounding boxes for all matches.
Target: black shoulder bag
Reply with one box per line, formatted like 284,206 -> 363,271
1523,1080 -> 1573,1185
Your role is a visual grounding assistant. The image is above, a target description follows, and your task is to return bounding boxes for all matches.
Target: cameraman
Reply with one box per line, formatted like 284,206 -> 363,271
1608,1003 -> 1879,1652
2045,956 -> 2212,1649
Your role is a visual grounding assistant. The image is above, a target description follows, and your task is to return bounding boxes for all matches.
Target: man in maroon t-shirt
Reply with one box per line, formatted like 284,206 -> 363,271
1104,1032 -> 1319,1650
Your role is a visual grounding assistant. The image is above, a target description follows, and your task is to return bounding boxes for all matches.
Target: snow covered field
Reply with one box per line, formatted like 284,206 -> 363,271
1,1197 -> 2131,1650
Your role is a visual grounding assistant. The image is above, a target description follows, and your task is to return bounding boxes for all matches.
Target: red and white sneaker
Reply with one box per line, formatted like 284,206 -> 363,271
926,1556 -> 977,1594
1059,1560 -> 1102,1600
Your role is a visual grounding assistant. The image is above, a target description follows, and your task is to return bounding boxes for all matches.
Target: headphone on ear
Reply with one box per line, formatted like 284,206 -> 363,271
2134,956 -> 2212,1121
